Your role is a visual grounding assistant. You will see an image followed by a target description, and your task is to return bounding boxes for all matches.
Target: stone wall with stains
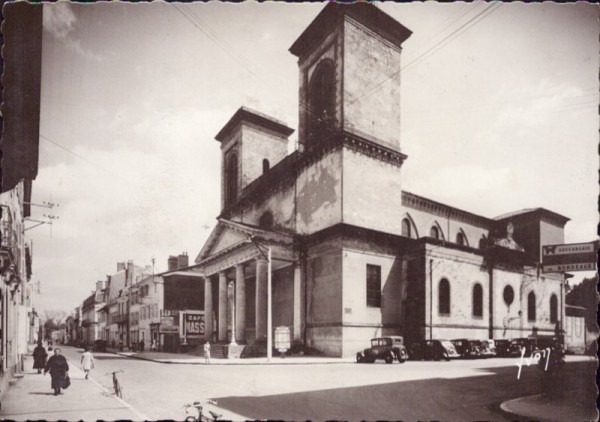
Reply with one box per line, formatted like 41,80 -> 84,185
240,123 -> 289,190
305,237 -> 343,355
296,150 -> 343,234
341,246 -> 404,356
238,184 -> 296,231
342,147 -> 404,235
423,244 -> 563,340
342,18 -> 403,150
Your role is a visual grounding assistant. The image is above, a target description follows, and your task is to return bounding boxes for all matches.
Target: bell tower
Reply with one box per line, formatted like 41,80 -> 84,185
289,3 -> 412,152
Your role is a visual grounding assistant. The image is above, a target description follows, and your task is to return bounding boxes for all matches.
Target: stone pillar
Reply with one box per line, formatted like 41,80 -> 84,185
235,264 -> 246,343
228,281 -> 236,345
218,272 -> 227,342
255,258 -> 268,340
204,277 -> 213,342
293,264 -> 302,341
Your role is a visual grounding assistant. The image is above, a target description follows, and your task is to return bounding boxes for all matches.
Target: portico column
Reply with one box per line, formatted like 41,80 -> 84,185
235,264 -> 246,342
293,264 -> 302,341
218,271 -> 227,342
255,258 -> 268,340
204,277 -> 213,342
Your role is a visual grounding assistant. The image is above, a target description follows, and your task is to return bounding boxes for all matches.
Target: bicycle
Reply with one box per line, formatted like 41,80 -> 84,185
105,370 -> 124,398
183,400 -> 222,422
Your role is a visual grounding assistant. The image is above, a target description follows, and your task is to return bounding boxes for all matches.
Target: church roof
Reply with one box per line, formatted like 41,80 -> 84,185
215,106 -> 294,142
289,3 -> 412,58
494,208 -> 570,226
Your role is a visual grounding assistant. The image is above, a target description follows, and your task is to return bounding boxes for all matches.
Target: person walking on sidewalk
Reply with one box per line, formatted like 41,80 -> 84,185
81,346 -> 95,380
32,341 -> 47,374
140,339 -> 145,352
44,348 -> 69,396
204,341 -> 211,363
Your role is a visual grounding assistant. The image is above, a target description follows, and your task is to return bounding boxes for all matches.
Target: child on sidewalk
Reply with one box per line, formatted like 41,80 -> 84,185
81,347 -> 95,380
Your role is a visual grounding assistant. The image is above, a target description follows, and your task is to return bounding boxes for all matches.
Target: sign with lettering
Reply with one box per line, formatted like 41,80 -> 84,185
542,241 -> 598,273
159,316 -> 179,333
181,312 -> 205,337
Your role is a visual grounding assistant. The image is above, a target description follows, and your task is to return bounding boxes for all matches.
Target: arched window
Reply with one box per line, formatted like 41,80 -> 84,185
456,232 -> 465,246
401,219 -> 411,238
430,226 -> 440,240
550,294 -> 558,324
527,291 -> 536,322
225,153 -> 238,206
259,211 -> 273,229
438,278 -> 450,315
262,159 -> 270,174
473,284 -> 483,317
503,285 -> 514,306
307,60 -> 335,147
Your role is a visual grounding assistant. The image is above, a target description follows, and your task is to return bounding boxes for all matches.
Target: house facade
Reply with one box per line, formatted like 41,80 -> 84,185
190,3 -> 569,357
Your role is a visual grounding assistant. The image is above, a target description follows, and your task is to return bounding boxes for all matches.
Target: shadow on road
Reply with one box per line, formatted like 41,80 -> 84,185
214,361 -> 596,421
28,392 -> 55,396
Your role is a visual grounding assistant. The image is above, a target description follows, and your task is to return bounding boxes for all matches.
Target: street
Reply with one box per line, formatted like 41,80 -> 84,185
3,346 -> 587,421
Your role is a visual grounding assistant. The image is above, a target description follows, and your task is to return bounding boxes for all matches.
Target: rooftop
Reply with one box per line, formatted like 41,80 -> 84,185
215,106 -> 294,143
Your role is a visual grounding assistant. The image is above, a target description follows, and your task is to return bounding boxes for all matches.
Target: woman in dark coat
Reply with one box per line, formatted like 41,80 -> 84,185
32,342 -> 47,374
44,348 -> 69,395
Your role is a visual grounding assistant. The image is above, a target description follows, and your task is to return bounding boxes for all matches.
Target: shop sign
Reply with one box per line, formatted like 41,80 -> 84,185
181,312 -> 205,337
159,316 -> 179,333
275,326 -> 291,352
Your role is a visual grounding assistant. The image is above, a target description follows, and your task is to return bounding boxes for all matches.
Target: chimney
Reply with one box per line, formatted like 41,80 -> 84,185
126,260 -> 134,286
117,262 -> 126,272
167,256 -> 178,271
96,280 -> 104,291
177,252 -> 189,269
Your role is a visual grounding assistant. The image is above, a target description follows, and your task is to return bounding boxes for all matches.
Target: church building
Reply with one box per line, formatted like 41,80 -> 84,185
191,3 -> 569,357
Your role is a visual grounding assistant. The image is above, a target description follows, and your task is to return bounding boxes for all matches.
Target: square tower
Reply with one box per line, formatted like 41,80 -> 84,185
290,3 -> 412,152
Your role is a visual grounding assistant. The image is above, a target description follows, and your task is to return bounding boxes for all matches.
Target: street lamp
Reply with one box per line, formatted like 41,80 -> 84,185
247,236 -> 272,362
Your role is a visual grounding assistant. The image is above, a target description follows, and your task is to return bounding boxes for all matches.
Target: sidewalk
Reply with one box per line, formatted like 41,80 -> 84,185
500,358 -> 598,422
108,348 -> 355,365
0,355 -> 145,421
500,392 -> 599,422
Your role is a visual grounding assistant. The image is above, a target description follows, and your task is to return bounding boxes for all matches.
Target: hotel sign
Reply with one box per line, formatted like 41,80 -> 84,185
542,241 -> 598,273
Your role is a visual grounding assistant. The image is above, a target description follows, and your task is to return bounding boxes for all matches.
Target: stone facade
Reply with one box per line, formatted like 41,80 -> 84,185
192,3 -> 571,358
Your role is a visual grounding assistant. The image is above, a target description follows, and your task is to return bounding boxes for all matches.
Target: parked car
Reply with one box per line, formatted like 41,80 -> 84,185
510,338 -> 536,357
478,340 -> 496,358
410,340 -> 459,361
451,339 -> 481,359
356,336 -> 409,364
93,339 -> 107,352
494,339 -> 519,357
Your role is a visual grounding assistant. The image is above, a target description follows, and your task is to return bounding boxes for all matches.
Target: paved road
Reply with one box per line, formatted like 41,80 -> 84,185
55,347 -> 595,421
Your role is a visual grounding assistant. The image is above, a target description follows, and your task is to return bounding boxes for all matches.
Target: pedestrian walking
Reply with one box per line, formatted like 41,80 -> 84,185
204,341 -> 211,363
140,339 -> 145,352
81,346 -> 95,380
32,341 -> 48,374
44,348 -> 69,396
151,338 -> 157,351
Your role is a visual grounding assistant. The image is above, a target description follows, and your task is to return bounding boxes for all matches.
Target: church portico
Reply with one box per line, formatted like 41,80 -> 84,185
195,219 -> 299,349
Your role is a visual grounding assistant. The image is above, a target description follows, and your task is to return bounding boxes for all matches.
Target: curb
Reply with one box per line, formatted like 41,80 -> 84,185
499,394 -> 553,422
108,350 -> 356,366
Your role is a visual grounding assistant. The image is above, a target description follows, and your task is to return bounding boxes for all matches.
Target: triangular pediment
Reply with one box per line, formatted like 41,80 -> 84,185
195,220 -> 254,263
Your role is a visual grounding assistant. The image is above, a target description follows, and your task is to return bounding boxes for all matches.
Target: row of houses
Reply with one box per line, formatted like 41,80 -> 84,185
67,254 -> 207,353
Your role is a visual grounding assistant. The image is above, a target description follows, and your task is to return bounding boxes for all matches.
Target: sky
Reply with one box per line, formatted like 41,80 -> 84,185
30,1 -> 598,314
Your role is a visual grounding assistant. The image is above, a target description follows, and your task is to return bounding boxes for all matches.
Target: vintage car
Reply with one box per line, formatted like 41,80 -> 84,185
494,339 -> 515,357
450,339 -> 481,359
93,339 -> 108,352
478,339 -> 497,358
410,340 -> 459,361
356,336 -> 409,364
511,338 -> 536,357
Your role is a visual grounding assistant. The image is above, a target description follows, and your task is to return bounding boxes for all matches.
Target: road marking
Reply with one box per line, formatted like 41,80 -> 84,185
65,357 -> 149,421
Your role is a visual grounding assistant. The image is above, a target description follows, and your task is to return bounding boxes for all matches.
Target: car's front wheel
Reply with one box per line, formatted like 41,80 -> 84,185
398,349 -> 408,363
384,353 -> 394,364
